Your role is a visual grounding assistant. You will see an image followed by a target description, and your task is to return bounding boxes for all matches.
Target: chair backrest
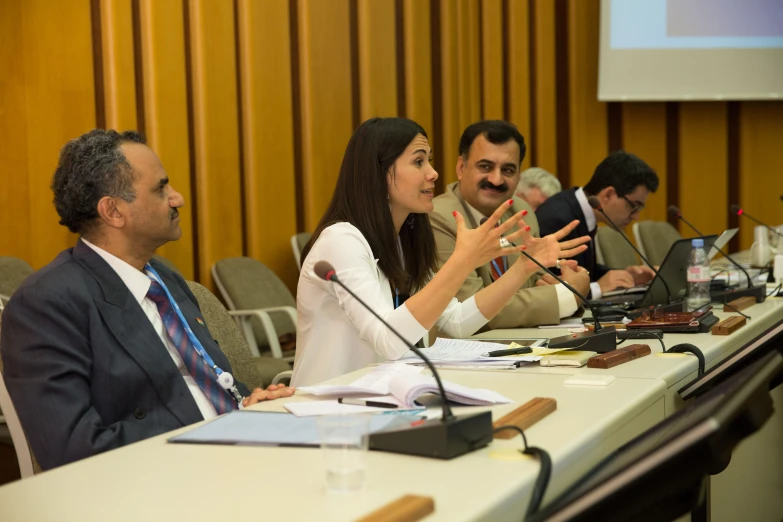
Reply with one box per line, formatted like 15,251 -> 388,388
185,281 -> 264,391
636,221 -> 682,266
595,226 -> 639,269
0,354 -> 40,477
0,257 -> 34,299
211,258 -> 296,347
291,232 -> 312,270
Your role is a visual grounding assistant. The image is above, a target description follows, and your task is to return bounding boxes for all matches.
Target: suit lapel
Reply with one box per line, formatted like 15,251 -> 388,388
73,241 -> 203,426
564,189 -> 595,273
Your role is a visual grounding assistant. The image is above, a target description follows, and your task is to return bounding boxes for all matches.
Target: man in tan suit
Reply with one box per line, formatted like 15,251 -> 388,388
431,120 -> 590,329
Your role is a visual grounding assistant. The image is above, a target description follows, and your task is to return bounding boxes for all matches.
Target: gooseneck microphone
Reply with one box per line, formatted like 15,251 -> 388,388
313,260 -> 493,459
730,204 -> 783,239
587,196 -> 675,304
479,218 -> 617,353
669,205 -> 765,303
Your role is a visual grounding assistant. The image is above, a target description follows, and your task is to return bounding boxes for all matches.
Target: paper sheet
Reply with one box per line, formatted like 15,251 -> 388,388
284,398 -> 424,417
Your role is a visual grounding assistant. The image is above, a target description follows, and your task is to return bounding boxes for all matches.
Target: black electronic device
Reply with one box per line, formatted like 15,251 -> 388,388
528,350 -> 783,522
671,205 -> 766,304
313,261 -> 492,460
478,217 -> 617,353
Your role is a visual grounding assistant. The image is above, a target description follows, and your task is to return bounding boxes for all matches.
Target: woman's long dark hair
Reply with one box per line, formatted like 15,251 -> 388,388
301,117 -> 438,294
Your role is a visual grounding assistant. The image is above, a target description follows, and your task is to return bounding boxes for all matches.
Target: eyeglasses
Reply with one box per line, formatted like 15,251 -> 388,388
621,195 -> 645,214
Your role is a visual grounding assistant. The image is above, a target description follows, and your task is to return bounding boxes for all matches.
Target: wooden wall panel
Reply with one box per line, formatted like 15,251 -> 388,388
237,0 -> 298,291
567,0 -> 607,187
0,0 -> 32,262
297,0 -> 354,231
532,0 -> 557,173
138,0 -> 195,280
622,103 -> 669,223
437,0 -> 460,185
401,0 -> 433,139
357,0 -> 398,120
505,0 -> 531,170
678,103 -> 728,237
738,102 -> 783,250
187,0 -> 243,283
99,0 -> 136,130
480,0 -> 505,121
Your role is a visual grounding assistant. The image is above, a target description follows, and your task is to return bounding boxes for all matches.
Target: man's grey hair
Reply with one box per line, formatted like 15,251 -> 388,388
517,167 -> 562,197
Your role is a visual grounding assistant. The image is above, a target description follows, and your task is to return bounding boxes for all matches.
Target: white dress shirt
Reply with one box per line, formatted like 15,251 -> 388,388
573,187 -> 603,299
292,222 -> 489,386
82,239 -> 218,420
464,202 -> 578,318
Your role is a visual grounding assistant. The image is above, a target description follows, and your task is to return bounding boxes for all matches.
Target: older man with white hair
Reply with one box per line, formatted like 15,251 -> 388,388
516,167 -> 562,210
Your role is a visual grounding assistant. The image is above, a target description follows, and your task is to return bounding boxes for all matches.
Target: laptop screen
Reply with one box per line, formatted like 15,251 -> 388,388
640,235 -> 718,307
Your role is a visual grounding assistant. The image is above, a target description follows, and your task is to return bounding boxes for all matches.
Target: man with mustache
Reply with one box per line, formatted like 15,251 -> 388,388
536,151 -> 659,298
430,120 -> 589,328
0,129 -> 294,471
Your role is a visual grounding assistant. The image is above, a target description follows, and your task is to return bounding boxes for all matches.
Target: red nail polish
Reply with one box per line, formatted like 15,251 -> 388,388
524,225 -> 531,231
507,199 -> 513,205
521,246 -> 526,250
452,210 -> 457,217
522,210 -> 528,216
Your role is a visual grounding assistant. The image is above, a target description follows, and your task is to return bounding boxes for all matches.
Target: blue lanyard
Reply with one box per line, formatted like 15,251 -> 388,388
395,287 -> 400,309
145,265 -> 243,404
490,256 -> 507,278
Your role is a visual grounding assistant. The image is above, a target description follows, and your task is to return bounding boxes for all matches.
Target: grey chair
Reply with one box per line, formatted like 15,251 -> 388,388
0,354 -> 41,478
186,281 -> 291,389
633,221 -> 682,266
291,232 -> 312,271
594,226 -> 639,269
0,257 -> 34,304
212,258 -> 297,361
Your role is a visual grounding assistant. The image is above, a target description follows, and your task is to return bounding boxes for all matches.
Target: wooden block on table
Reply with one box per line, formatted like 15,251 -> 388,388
492,397 -> 557,439
357,495 -> 435,522
711,315 -> 747,335
724,296 -> 756,312
587,344 -> 651,369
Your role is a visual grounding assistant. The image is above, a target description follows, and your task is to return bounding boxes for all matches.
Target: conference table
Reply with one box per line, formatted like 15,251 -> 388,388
0,296 -> 781,521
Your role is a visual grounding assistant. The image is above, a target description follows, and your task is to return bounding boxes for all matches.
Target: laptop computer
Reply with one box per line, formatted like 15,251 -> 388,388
591,235 -> 718,308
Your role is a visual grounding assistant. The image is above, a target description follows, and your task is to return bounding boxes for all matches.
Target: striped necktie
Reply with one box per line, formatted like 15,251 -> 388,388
146,278 -> 235,414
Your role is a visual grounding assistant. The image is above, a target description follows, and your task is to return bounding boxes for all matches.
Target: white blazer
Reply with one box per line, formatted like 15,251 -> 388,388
292,222 -> 488,386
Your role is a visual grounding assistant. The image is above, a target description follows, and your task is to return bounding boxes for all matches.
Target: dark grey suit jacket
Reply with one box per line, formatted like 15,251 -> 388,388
0,240 -> 249,470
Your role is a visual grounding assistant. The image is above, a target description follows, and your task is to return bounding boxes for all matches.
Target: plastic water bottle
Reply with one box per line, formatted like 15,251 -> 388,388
686,238 -> 711,311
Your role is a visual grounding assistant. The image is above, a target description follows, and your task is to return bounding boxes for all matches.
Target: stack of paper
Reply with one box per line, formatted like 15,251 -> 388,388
298,362 -> 514,408
399,338 -> 542,366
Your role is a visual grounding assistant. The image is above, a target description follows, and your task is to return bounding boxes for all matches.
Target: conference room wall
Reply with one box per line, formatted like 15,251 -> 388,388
1,0 -> 781,293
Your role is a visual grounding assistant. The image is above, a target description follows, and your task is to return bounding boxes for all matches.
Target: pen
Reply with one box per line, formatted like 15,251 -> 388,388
485,347 -> 533,357
338,398 -> 398,409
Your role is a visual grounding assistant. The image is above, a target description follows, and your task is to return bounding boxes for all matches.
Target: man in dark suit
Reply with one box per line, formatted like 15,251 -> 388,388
0,129 -> 294,470
536,151 -> 659,299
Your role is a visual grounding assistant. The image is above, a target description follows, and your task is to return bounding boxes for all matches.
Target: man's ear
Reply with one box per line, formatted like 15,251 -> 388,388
456,155 -> 465,181
96,196 -> 125,230
598,186 -> 616,203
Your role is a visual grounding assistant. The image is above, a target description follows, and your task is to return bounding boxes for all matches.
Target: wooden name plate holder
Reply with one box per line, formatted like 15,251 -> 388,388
357,495 -> 435,522
492,397 -> 557,439
587,344 -> 651,369
724,296 -> 756,312
712,316 -> 747,335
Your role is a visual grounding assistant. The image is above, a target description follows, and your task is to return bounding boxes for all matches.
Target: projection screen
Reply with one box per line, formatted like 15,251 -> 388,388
599,0 -> 783,101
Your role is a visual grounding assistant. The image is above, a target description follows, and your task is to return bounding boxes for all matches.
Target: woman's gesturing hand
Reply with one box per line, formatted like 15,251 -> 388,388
510,219 -> 590,269
452,200 -> 528,269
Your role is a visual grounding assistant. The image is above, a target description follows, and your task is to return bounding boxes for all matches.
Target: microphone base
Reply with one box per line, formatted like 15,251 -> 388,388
369,411 -> 493,460
548,326 -> 618,354
711,284 -> 767,304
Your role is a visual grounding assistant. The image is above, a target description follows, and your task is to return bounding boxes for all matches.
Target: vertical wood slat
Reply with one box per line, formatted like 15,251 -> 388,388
480,0 -> 504,121
236,0 -> 299,291
99,0 -> 137,130
566,0 -> 607,187
357,0 -> 398,120
0,0 -> 33,262
505,0 -> 531,170
457,0 -> 481,136
437,0 -> 460,186
738,101 -> 783,250
622,103 -> 669,223
678,103 -> 728,236
18,0 -> 94,267
532,0 -> 557,174
297,0 -> 354,231
187,0 -> 243,284
401,0 -> 433,141
138,0 -> 195,279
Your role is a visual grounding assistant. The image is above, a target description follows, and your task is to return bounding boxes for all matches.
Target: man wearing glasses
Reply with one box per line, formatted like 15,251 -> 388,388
536,151 -> 659,298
